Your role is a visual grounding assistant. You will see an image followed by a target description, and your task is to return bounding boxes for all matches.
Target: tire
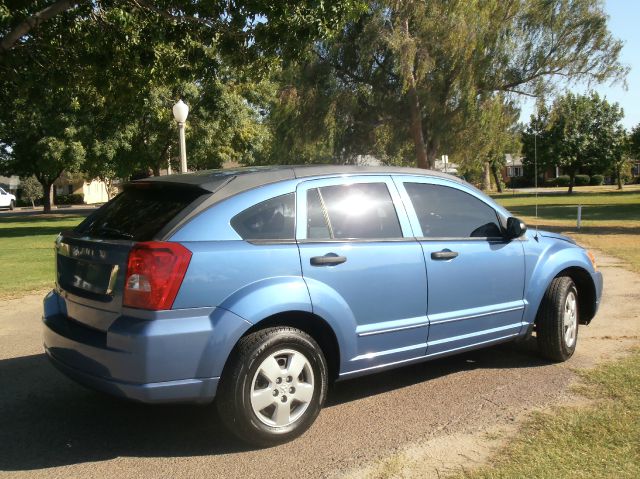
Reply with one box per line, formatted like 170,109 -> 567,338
9,200 -> 15,210
216,327 -> 328,447
536,276 -> 579,362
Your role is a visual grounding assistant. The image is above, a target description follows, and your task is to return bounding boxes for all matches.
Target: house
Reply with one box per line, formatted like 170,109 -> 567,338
501,154 -> 524,183
54,173 -> 110,204
0,175 -> 20,195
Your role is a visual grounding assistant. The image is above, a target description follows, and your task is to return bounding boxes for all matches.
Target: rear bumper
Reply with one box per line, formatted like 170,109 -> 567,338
43,290 -> 251,404
45,348 -> 219,403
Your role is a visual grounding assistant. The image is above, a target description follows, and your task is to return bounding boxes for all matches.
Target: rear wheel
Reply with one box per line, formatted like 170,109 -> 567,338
216,327 -> 328,447
9,200 -> 15,210
536,276 -> 579,361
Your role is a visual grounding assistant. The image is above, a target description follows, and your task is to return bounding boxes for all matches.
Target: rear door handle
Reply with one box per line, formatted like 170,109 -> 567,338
310,253 -> 347,266
431,250 -> 459,260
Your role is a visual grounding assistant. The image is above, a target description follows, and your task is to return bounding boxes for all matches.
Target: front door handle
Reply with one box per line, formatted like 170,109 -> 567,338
310,253 -> 347,266
431,249 -> 459,260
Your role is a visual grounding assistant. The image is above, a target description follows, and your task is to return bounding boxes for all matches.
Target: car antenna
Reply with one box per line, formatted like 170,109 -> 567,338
533,107 -> 540,241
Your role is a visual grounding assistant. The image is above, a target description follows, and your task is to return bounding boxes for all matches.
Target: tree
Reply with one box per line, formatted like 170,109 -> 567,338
20,175 -> 43,207
528,93 -> 624,193
264,0 -> 626,171
1,1 -> 364,210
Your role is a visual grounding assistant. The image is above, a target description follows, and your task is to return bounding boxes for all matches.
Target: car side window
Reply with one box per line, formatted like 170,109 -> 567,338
308,183 -> 402,240
404,183 -> 502,238
231,193 -> 295,240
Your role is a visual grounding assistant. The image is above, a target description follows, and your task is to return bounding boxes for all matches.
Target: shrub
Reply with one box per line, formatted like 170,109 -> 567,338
508,177 -> 533,188
574,174 -> 590,186
590,174 -> 604,186
55,193 -> 84,205
556,175 -> 571,187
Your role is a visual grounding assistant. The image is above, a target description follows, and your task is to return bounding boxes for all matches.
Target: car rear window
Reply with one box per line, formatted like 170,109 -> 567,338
74,184 -> 207,241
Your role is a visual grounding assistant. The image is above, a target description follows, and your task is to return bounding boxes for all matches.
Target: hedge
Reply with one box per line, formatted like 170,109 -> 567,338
590,175 -> 604,186
55,193 -> 84,205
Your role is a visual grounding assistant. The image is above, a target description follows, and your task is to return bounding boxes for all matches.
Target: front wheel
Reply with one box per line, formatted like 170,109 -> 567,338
216,327 -> 328,447
536,276 -> 579,361
9,200 -> 15,210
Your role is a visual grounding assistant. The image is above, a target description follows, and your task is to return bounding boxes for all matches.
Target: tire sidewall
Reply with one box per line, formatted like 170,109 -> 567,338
558,282 -> 579,357
227,329 -> 328,445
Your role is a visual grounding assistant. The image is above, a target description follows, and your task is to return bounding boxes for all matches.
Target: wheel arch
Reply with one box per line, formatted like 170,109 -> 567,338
534,266 -> 597,326
224,311 -> 341,382
558,266 -> 597,325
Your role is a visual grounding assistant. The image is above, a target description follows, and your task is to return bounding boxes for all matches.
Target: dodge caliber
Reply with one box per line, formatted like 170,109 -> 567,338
43,166 -> 603,446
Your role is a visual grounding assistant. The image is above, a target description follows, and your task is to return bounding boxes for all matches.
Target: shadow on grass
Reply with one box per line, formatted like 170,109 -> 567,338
0,216 -> 85,238
0,225 -> 79,238
510,203 -> 640,223
492,189 -> 640,200
0,343 -> 545,471
521,223 -> 640,236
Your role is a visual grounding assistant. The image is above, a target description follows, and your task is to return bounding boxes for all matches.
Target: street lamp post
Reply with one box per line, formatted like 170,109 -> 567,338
172,100 -> 189,173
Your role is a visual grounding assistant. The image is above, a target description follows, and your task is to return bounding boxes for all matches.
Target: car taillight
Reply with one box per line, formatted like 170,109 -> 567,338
123,242 -> 192,310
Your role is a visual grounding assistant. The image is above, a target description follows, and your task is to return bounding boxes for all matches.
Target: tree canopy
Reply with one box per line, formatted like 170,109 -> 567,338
0,1 -> 630,209
262,0 -> 626,171
522,92 -> 625,192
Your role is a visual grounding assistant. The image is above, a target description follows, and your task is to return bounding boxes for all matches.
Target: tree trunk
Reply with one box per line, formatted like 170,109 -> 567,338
568,171 -> 575,194
616,163 -> 623,190
401,17 -> 430,169
482,162 -> 492,191
42,181 -> 54,213
491,163 -> 503,193
407,85 -> 429,169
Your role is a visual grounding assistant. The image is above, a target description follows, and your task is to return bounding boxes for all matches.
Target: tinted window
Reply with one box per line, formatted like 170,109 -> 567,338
75,185 -> 205,241
314,183 -> 402,239
404,183 -> 502,238
231,193 -> 295,240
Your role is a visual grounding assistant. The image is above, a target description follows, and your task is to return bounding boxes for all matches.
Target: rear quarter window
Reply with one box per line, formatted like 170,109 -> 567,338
231,193 -> 296,241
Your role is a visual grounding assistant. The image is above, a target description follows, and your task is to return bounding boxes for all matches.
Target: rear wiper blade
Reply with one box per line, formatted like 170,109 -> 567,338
92,226 -> 134,239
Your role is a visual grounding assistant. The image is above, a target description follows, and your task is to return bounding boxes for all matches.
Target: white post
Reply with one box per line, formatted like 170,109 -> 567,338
178,122 -> 187,173
577,204 -> 582,229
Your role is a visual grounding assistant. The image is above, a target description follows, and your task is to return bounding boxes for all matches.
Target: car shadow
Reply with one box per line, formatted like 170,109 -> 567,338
0,341 -> 545,471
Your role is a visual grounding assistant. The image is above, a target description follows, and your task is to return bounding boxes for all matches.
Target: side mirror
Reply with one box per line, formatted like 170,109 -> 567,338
506,217 -> 527,239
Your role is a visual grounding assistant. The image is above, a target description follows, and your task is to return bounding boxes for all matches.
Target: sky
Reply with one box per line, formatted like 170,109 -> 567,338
519,0 -> 640,130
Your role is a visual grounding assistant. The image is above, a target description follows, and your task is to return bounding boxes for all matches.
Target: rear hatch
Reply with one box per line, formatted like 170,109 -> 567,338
56,182 -> 210,331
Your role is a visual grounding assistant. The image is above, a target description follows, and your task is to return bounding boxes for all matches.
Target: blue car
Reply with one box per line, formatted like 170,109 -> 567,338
43,166 -> 603,446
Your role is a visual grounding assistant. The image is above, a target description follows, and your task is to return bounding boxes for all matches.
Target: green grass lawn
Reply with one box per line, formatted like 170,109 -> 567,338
455,349 -> 640,479
0,214 -> 84,299
493,186 -> 640,272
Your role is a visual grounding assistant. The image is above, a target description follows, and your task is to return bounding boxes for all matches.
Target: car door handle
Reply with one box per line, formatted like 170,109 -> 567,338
310,254 -> 347,266
431,250 -> 459,260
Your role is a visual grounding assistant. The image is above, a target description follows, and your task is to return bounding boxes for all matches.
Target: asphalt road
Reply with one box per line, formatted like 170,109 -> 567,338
1,253 -> 638,479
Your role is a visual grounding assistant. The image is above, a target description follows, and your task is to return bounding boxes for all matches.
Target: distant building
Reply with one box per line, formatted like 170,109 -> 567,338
0,175 -> 20,195
432,157 -> 459,175
54,173 -> 110,204
501,154 -> 524,183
